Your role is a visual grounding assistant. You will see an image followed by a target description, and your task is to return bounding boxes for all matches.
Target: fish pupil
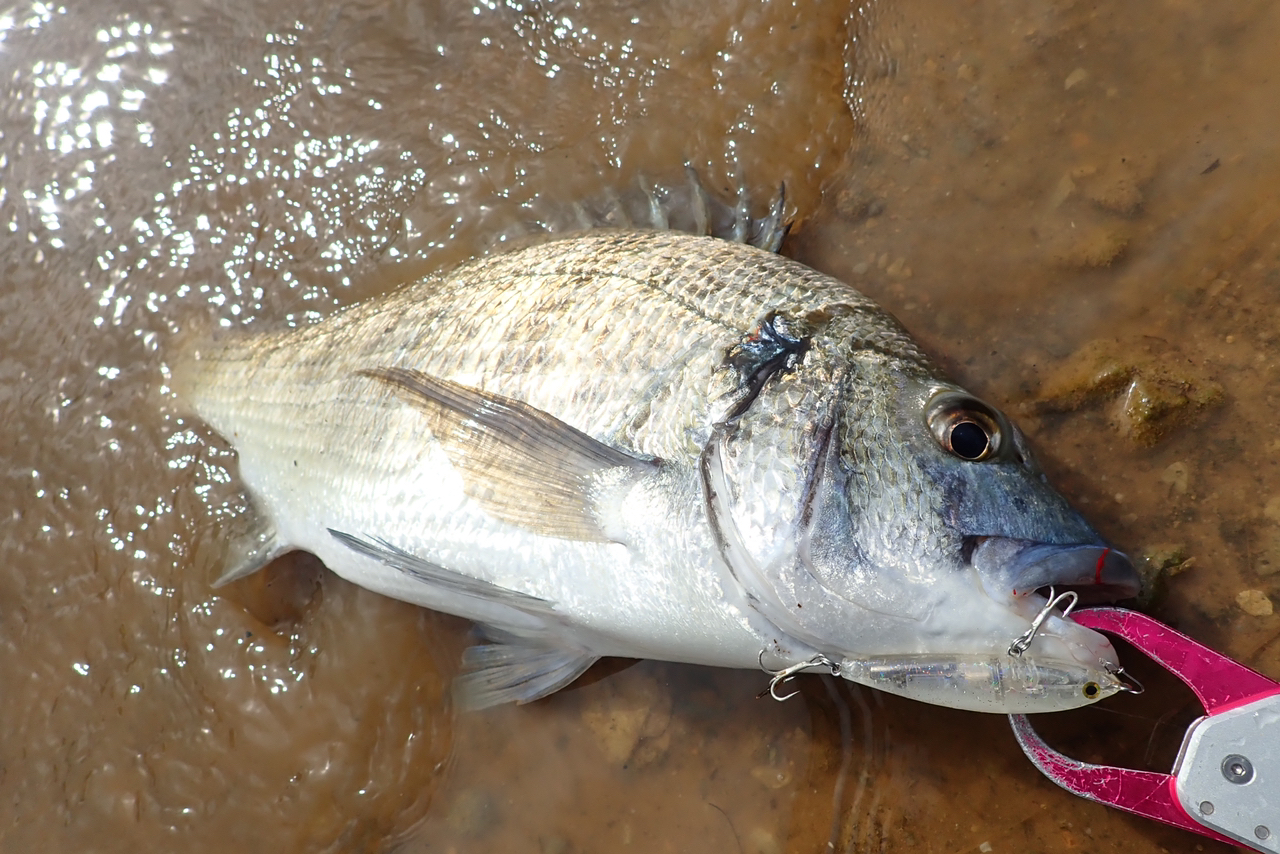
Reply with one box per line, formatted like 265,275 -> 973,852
949,421 -> 990,460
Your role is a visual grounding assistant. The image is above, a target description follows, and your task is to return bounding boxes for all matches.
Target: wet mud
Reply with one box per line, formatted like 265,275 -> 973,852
2,0 -> 1277,852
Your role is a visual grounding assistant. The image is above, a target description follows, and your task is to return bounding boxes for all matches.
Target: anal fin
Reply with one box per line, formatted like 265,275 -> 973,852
456,639 -> 598,710
330,529 -> 597,708
214,515 -> 289,587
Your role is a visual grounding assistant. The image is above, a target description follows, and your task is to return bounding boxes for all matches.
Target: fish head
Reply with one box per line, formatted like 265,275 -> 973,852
834,377 -> 1142,661
710,316 -> 1140,710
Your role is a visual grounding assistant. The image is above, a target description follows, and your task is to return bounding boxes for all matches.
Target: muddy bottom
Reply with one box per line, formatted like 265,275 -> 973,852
2,0 -> 1278,852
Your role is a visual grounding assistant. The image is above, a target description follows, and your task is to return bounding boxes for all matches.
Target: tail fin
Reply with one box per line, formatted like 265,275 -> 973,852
165,318 -> 263,420
165,317 -> 292,586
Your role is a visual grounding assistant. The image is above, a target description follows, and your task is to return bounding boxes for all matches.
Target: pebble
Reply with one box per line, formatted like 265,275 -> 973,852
1081,156 -> 1150,214
540,834 -> 572,854
1264,496 -> 1280,523
1064,68 -> 1089,90
1206,277 -> 1232,299
1161,462 -> 1190,495
580,672 -> 673,766
1254,528 -> 1280,577
445,787 -> 499,838
1141,543 -> 1191,574
749,763 -> 793,790
747,827 -> 782,854
583,703 -> 656,764
1048,172 -> 1075,208
885,257 -> 911,278
1048,223 -> 1128,268
1237,589 -> 1274,617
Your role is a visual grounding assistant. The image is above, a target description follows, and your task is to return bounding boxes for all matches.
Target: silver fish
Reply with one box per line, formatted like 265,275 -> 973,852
171,229 -> 1141,712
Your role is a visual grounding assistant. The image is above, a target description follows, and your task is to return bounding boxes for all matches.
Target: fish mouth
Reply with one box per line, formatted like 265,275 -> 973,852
968,536 -> 1141,605
962,536 -> 1139,672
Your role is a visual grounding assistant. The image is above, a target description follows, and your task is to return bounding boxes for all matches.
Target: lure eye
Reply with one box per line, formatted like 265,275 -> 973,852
926,392 -> 1003,462
1082,681 -> 1101,699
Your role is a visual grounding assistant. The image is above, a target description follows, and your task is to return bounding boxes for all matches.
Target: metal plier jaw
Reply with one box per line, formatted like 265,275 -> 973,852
1010,607 -> 1280,852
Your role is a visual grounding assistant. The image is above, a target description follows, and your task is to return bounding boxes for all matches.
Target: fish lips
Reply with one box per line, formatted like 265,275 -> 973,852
970,537 -> 1141,604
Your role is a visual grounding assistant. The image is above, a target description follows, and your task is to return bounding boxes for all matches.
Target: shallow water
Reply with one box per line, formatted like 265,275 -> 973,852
1,0 -> 1277,852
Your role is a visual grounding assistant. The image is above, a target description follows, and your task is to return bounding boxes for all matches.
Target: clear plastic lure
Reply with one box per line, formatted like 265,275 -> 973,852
839,653 -> 1127,713
763,651 -> 1130,713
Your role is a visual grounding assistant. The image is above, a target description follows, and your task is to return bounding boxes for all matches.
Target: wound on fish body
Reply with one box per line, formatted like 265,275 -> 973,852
169,182 -> 1141,713
723,312 -> 811,423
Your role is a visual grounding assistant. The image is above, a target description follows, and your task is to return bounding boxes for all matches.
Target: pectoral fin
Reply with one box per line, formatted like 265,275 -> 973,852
360,367 -> 658,542
455,637 -> 598,709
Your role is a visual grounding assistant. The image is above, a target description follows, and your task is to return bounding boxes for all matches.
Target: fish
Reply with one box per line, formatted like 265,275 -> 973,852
170,220 -> 1142,713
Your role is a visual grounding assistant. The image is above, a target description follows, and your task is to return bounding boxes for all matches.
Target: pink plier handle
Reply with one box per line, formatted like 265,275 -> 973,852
1010,607 -> 1280,845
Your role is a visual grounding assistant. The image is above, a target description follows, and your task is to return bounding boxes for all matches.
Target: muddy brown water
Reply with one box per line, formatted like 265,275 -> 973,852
2,0 -> 1277,851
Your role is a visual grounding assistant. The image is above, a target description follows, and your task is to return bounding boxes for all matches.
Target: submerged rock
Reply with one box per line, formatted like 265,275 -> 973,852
1135,543 -> 1195,608
1025,339 -> 1224,445
580,672 -> 673,767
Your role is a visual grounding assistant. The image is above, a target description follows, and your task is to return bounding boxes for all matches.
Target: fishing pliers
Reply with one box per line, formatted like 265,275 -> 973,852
1010,606 -> 1280,852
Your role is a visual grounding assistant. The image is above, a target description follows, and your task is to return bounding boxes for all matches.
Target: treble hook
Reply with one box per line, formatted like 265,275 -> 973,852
1107,663 -> 1146,695
1008,588 -> 1080,657
756,652 -> 841,701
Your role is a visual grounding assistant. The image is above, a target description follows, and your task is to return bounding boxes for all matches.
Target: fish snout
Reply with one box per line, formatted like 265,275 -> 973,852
1004,543 -> 1140,603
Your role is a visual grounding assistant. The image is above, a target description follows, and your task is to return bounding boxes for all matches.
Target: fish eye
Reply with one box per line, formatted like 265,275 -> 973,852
925,392 -> 1003,462
1083,681 -> 1101,699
